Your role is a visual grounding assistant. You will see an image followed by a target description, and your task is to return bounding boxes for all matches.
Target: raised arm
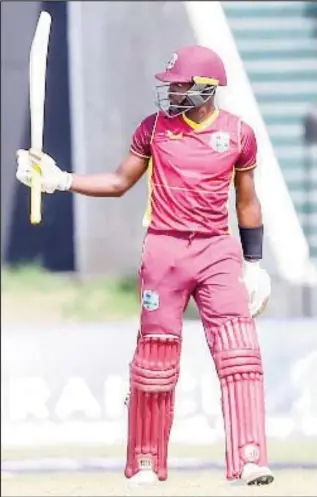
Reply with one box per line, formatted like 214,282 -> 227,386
69,114 -> 156,196
69,152 -> 148,197
16,113 -> 156,198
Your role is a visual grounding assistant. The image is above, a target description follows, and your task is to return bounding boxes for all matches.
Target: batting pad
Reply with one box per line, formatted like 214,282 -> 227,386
125,335 -> 181,481
207,318 -> 268,480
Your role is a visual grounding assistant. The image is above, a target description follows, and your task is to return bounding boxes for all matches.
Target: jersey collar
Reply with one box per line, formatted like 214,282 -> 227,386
182,109 -> 220,131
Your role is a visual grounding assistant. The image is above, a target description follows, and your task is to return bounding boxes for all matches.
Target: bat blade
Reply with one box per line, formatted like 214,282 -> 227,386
29,11 -> 51,225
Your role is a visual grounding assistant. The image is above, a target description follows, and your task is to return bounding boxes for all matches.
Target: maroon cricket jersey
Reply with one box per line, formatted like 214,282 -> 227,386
130,110 -> 257,234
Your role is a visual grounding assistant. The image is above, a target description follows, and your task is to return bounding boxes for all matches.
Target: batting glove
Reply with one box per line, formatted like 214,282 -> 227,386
243,261 -> 271,318
16,149 -> 72,193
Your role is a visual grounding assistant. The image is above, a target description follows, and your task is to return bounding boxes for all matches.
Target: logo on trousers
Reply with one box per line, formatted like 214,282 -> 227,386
142,290 -> 159,311
242,444 -> 260,463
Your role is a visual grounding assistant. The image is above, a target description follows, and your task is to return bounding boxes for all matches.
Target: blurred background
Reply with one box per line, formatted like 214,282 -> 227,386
1,1 -> 317,495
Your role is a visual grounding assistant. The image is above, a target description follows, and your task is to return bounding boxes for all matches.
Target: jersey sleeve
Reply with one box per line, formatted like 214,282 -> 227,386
235,121 -> 258,171
130,113 -> 157,159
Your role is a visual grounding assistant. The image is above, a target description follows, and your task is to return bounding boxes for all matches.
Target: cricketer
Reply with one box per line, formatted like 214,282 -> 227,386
16,46 -> 273,487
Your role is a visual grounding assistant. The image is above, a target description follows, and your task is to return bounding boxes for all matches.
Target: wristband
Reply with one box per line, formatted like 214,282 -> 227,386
238,225 -> 263,261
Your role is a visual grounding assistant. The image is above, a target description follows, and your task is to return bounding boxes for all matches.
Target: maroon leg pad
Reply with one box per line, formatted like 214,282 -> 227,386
125,335 -> 181,481
206,318 -> 268,480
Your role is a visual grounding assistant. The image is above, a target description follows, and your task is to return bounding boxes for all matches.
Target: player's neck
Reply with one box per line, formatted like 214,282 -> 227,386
185,103 -> 216,125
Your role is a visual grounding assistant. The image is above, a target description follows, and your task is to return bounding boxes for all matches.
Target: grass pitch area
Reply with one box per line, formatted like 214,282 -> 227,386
2,264 -> 200,324
2,264 -> 140,324
2,442 -> 317,496
2,440 -> 317,463
2,470 -> 317,496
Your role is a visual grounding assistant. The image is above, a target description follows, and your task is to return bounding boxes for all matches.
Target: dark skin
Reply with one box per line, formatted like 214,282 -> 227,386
234,168 -> 262,229
70,82 -> 262,229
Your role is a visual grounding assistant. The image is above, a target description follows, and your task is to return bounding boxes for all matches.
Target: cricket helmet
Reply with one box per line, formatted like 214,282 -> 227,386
155,45 -> 227,117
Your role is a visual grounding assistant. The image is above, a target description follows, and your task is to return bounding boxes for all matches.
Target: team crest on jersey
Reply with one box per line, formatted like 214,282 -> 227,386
166,52 -> 178,70
210,131 -> 230,153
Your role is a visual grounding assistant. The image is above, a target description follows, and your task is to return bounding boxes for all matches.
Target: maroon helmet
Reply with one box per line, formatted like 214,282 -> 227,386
155,46 -> 227,117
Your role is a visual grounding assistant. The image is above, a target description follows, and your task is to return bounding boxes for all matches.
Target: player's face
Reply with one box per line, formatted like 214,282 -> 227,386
168,82 -> 192,106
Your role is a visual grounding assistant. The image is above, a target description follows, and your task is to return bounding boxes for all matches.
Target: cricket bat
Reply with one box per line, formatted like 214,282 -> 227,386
29,11 -> 52,225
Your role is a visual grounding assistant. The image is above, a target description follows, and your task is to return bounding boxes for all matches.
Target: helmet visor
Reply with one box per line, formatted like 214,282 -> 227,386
155,71 -> 192,84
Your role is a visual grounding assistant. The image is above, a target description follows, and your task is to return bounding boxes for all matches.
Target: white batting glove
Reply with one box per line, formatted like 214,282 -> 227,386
243,261 -> 271,318
16,149 -> 72,194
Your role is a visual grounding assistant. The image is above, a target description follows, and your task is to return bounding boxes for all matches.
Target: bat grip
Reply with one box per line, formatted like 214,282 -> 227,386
30,164 -> 42,224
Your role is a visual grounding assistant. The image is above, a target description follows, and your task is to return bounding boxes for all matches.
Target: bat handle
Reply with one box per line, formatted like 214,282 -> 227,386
30,163 -> 42,224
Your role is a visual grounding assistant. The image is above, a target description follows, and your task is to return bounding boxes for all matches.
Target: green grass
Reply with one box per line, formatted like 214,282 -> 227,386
2,264 -> 200,325
2,264 -> 71,293
1,264 -> 140,324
